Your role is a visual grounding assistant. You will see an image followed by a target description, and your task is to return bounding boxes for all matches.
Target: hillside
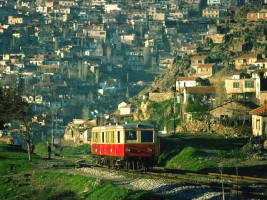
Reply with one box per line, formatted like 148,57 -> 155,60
131,2 -> 267,126
138,2 -> 266,99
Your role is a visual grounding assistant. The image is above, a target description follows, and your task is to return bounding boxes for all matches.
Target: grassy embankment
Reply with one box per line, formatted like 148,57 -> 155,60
0,143 -> 160,200
158,133 -> 267,175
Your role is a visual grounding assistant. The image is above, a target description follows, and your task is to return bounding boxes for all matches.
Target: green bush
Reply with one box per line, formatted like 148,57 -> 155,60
34,141 -> 48,157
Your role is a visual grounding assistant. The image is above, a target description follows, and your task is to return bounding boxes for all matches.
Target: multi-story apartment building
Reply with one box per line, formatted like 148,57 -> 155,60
225,73 -> 256,101
247,10 -> 267,22
202,8 -> 227,18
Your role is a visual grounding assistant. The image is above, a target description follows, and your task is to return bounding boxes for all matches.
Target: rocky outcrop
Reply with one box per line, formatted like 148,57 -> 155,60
176,121 -> 252,137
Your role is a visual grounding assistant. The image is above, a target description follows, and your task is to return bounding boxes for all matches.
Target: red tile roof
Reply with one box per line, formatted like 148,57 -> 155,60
187,46 -> 199,50
197,63 -> 214,68
177,76 -> 199,81
191,55 -> 208,60
250,104 -> 267,116
238,54 -> 257,59
187,86 -> 216,94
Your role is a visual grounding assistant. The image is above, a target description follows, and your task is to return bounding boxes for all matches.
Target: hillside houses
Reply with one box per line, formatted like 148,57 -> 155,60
190,55 -> 211,70
247,10 -> 267,21
225,73 -> 256,101
250,104 -> 267,137
235,54 -> 258,70
0,0 -> 266,144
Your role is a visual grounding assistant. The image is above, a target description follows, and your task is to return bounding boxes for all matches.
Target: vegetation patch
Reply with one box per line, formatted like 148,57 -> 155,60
0,144 -> 160,200
0,144 -> 36,175
60,144 -> 91,156
0,171 -> 158,200
34,141 -> 91,158
34,141 -> 49,157
141,99 -> 180,130
166,146 -> 215,171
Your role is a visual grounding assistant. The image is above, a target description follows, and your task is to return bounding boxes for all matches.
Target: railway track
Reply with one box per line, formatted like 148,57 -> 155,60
159,168 -> 267,198
64,157 -> 267,198
99,166 -> 267,199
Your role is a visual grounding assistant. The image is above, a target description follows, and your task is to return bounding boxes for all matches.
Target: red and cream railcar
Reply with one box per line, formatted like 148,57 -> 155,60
91,122 -> 159,169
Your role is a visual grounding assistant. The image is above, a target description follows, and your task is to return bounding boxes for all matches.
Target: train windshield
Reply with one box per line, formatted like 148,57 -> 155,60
141,130 -> 153,142
125,130 -> 137,140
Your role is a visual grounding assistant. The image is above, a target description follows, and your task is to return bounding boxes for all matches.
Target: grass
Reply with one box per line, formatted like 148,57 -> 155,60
34,141 -> 91,158
0,144 -> 38,175
0,143 -> 162,200
158,133 -> 256,172
0,171 -> 160,200
166,146 -> 216,171
61,143 -> 91,156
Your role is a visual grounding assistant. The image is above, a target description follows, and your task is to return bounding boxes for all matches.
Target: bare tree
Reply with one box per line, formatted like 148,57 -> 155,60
20,120 -> 34,161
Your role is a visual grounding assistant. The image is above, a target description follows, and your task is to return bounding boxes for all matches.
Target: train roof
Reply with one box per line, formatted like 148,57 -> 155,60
92,122 -> 156,130
123,122 -> 156,129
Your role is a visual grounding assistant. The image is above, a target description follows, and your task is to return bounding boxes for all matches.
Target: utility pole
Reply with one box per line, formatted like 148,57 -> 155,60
172,84 -> 176,135
173,89 -> 176,135
51,114 -> 54,145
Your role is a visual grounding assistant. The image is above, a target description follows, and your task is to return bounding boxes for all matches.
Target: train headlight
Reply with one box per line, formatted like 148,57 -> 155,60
148,148 -> 153,152
126,148 -> 131,152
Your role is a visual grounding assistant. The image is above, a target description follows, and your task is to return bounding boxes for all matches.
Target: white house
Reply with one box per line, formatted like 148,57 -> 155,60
105,4 -> 121,13
250,104 -> 267,137
207,0 -> 221,6
118,102 -> 133,115
176,77 -> 202,89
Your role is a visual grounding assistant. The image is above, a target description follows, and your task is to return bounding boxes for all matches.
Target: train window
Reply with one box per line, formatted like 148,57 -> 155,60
111,131 -> 114,143
102,132 -> 104,143
96,132 -> 100,142
108,132 -> 110,143
125,130 -> 137,140
141,130 -> 153,142
117,131 -> 120,143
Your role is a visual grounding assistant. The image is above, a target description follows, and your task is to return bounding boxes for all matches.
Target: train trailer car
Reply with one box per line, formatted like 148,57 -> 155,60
91,122 -> 159,170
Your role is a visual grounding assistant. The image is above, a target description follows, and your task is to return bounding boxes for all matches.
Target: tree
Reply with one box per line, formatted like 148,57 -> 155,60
0,87 -> 32,160
0,87 -> 28,129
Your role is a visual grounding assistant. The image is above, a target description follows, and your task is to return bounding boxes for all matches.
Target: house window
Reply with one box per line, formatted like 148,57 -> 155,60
245,80 -> 254,88
233,82 -> 240,88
